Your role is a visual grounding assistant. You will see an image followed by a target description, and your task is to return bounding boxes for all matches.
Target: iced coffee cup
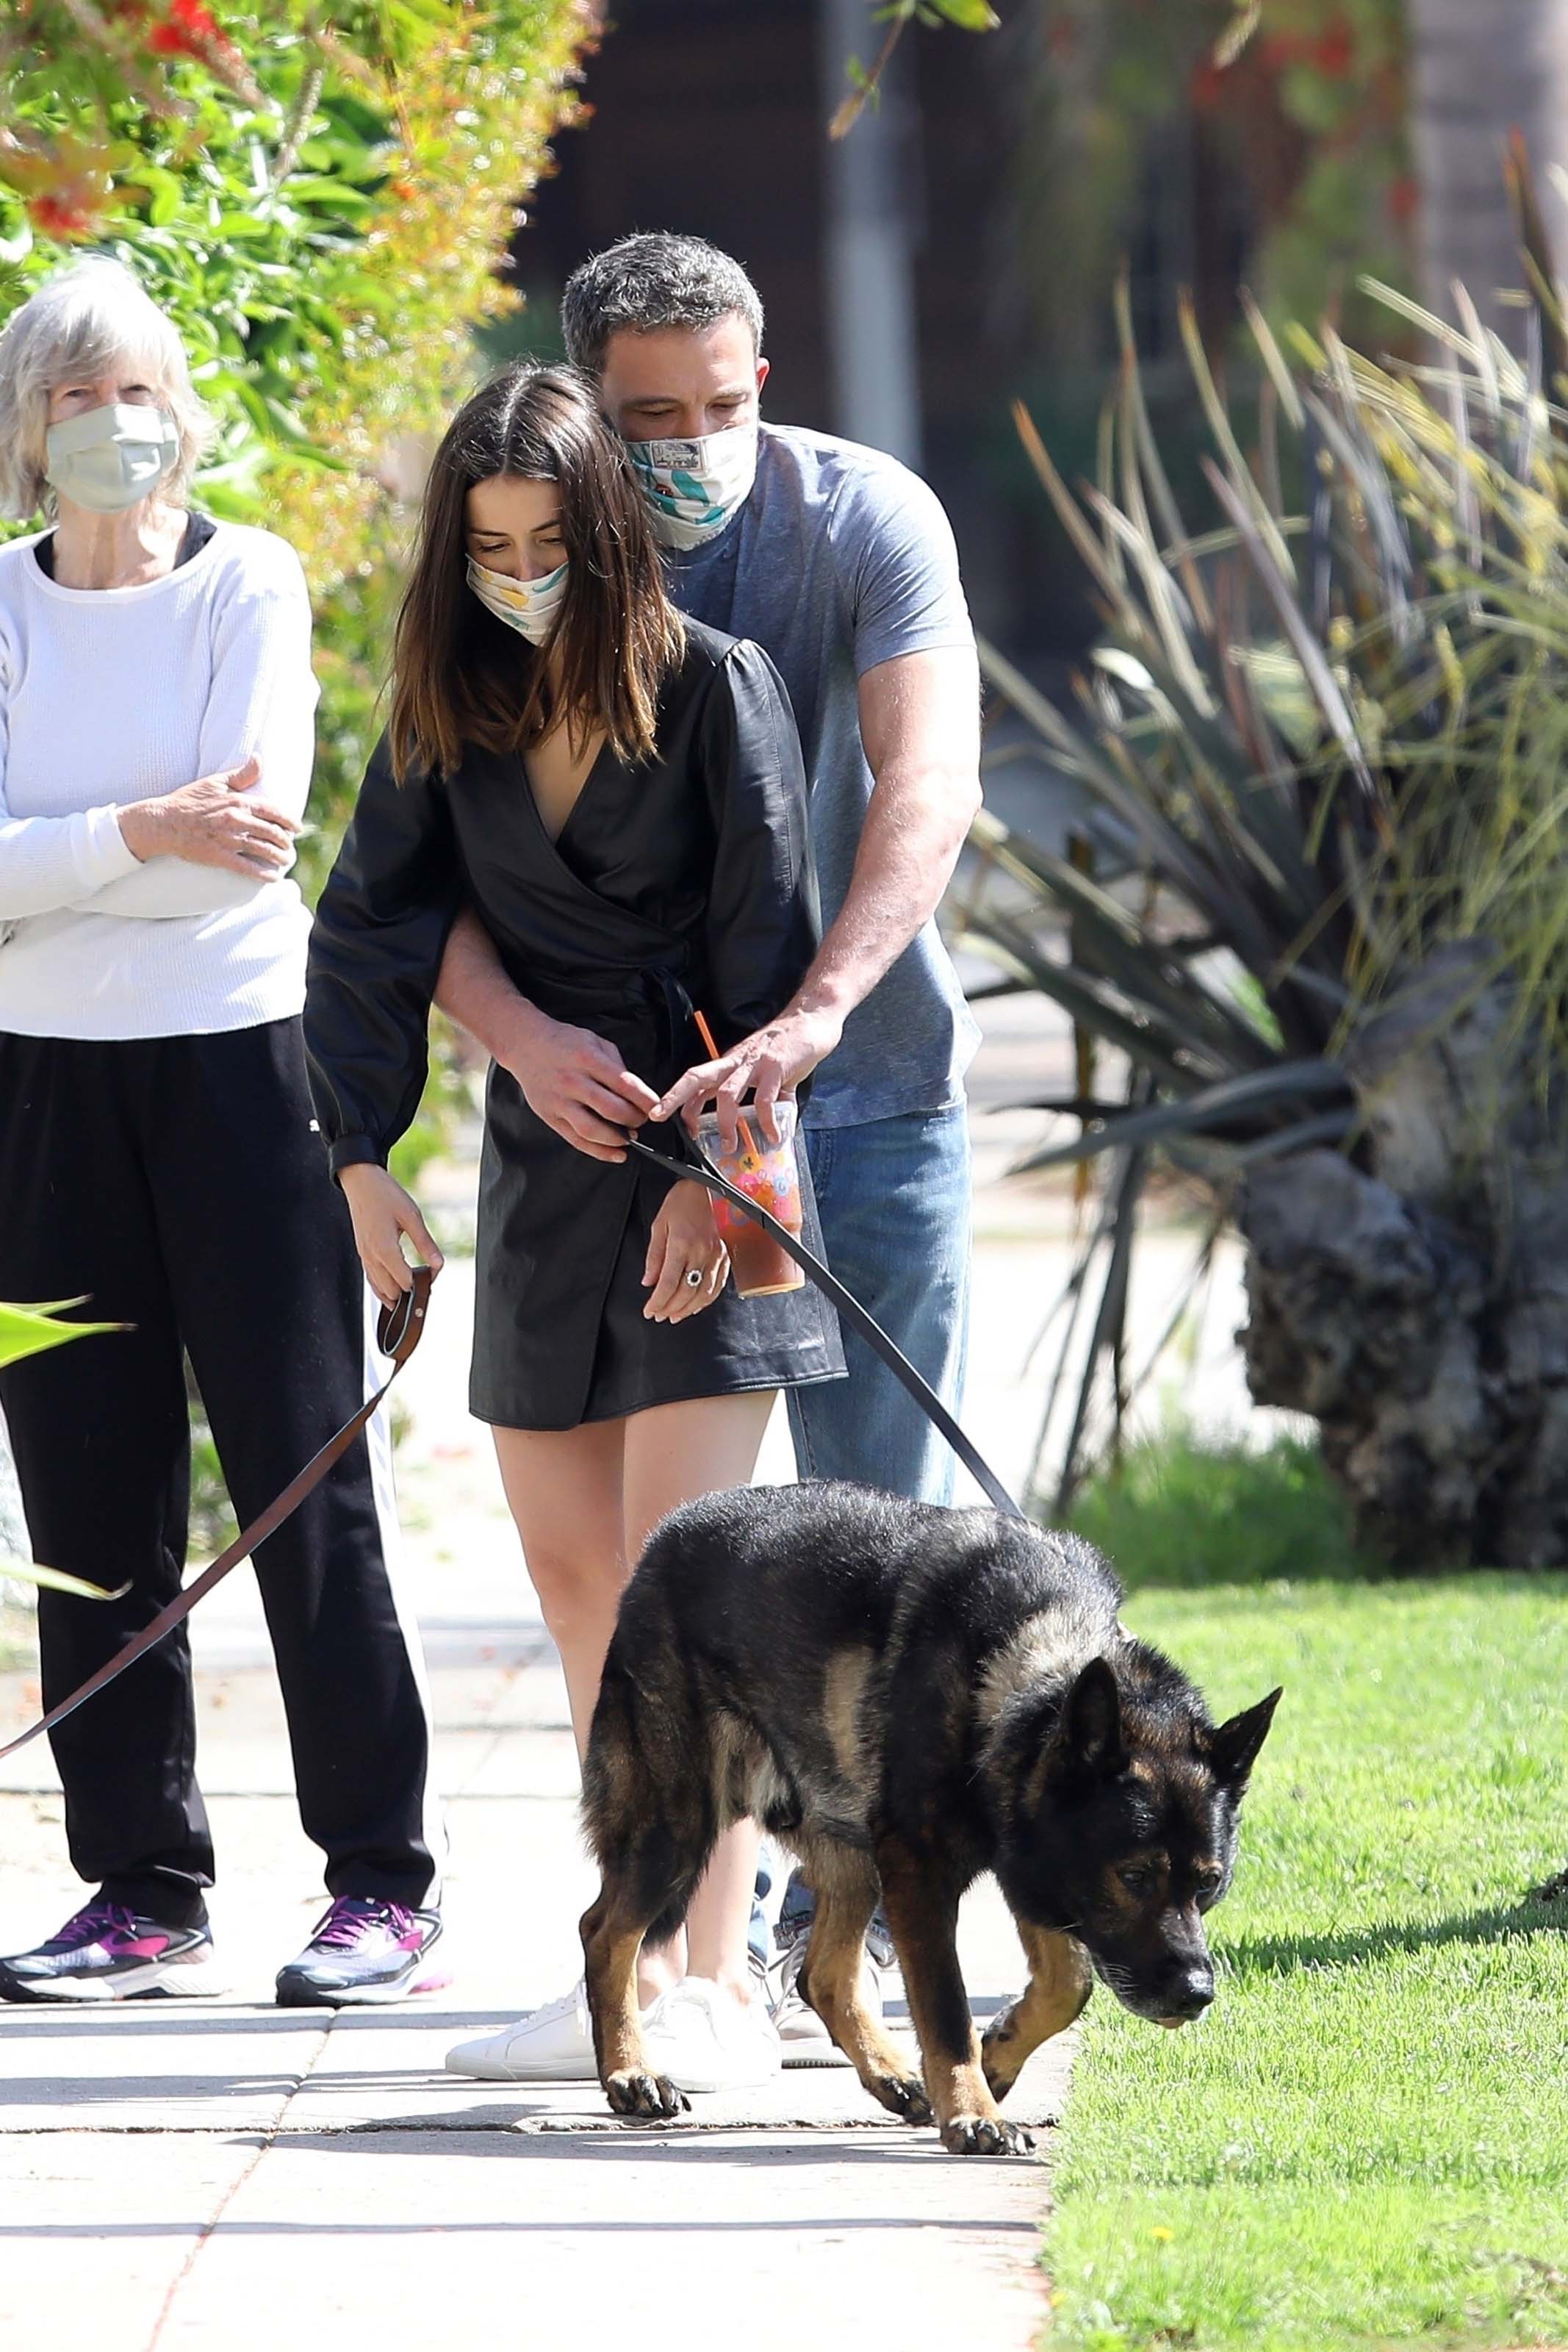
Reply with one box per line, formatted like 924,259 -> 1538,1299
696,1100 -> 805,1299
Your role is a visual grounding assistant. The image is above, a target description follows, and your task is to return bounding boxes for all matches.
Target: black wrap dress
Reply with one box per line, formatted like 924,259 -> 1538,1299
303,619 -> 844,1430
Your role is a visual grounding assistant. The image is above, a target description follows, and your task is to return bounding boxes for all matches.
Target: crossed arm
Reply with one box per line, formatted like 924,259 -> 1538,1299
433,644 -> 982,1148
0,569 -> 313,924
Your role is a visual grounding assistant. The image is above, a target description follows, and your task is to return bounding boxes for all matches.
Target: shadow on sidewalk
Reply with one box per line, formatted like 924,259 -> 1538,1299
1,2208 -> 1041,2235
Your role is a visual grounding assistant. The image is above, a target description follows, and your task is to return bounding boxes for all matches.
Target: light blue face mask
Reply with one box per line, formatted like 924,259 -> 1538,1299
44,403 -> 180,515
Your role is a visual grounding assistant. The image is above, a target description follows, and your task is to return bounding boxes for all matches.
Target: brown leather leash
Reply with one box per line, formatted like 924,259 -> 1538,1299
0,1268 -> 433,1763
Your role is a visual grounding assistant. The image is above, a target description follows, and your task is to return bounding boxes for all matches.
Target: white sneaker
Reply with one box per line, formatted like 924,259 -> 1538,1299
771,1929 -> 890,2068
641,1976 -> 783,2094
445,1981 -> 601,2082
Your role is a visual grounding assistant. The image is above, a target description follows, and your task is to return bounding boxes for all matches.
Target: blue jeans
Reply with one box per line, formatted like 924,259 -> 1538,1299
787,1103 -> 972,1505
764,1103 -> 972,1954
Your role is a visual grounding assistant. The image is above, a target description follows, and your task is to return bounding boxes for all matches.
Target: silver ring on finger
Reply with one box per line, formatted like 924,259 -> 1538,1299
685,1266 -> 704,1288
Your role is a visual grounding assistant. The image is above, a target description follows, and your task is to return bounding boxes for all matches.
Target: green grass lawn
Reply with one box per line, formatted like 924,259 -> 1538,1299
1048,1444 -> 1568,2352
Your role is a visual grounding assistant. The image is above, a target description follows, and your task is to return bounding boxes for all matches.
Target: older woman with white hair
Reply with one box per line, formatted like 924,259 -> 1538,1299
0,259 -> 444,2007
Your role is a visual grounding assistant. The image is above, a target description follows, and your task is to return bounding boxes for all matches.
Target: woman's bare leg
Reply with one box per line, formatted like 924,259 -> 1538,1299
622,1390 -> 777,2007
491,1419 -> 680,2002
491,1419 -> 626,1755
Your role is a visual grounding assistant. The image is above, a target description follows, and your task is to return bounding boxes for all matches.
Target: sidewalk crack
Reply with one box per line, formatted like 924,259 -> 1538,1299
142,2016 -> 337,2352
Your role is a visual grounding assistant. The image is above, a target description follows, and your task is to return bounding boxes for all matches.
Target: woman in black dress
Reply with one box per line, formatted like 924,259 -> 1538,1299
303,365 -> 842,2091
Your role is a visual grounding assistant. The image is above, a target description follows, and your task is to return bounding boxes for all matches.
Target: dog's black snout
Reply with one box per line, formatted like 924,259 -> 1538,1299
1166,1967 -> 1215,2020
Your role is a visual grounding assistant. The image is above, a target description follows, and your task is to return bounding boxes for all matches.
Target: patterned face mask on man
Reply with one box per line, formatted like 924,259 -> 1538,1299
623,423 -> 759,551
466,555 -> 569,647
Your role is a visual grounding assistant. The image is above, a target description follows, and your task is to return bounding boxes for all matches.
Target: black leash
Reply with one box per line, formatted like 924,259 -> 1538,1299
628,1127 -> 1026,1523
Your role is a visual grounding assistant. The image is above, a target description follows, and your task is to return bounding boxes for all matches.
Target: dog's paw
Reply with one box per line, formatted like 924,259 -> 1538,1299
866,2068 -> 933,2126
603,2069 -> 690,2121
941,2111 -> 1035,2158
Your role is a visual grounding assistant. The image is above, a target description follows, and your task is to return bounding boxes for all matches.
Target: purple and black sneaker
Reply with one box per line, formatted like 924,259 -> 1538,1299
0,1901 -> 215,2002
274,1896 -> 445,2008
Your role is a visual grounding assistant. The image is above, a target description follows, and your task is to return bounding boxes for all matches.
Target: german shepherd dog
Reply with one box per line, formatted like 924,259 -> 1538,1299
580,1482 -> 1280,2156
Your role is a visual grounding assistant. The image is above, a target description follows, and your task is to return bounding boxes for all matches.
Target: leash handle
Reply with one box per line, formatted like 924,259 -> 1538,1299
0,1266 -> 434,1764
634,1130 -> 1026,1522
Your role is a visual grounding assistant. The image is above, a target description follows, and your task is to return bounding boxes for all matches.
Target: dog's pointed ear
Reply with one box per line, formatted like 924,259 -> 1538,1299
1207,1688 -> 1282,1790
1061,1657 -> 1126,1775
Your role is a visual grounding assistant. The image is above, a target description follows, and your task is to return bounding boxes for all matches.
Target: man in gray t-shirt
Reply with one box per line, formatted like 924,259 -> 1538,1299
576,235 -> 981,1508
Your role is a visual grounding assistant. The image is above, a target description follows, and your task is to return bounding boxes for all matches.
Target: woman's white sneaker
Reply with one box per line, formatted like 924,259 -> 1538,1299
445,1982 -> 602,2082
641,1976 -> 783,2094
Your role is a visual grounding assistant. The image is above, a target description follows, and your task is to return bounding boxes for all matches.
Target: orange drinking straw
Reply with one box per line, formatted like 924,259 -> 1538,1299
692,1011 -> 759,1158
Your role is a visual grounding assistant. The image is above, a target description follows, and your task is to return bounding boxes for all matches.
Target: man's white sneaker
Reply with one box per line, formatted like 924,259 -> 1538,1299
445,1982 -> 601,2082
641,1976 -> 783,2094
771,1928 -> 891,2068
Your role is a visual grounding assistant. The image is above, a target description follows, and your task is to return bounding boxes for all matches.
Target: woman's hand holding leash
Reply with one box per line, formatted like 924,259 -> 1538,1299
643,1179 -> 728,1322
117,755 -> 301,881
338,1163 -> 445,1308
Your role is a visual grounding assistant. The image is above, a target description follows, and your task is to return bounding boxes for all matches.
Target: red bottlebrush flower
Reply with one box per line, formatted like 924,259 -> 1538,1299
1389,173 -> 1419,225
7,135 -> 115,241
138,0 -> 263,100
27,193 -> 102,239
147,0 -> 223,60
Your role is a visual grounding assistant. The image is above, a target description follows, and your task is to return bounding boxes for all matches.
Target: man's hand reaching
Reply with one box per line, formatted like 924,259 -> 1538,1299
650,1003 -> 843,1151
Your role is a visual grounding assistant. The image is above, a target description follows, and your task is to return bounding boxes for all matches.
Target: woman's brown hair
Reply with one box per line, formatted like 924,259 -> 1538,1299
388,362 -> 683,780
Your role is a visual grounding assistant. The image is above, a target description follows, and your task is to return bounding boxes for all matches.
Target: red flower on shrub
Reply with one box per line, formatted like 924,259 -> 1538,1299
146,0 -> 223,59
4,133 -> 115,242
130,0 -> 263,99
27,192 -> 104,238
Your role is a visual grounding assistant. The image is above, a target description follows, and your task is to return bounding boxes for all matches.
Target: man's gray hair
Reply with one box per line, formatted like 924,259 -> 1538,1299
0,257 -> 215,520
561,234 -> 765,378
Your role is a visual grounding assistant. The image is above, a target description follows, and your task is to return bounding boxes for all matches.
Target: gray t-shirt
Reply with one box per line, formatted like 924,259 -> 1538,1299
663,423 -> 980,1130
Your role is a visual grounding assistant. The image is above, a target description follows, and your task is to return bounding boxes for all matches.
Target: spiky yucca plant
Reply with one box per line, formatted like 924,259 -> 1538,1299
963,190 -> 1568,1565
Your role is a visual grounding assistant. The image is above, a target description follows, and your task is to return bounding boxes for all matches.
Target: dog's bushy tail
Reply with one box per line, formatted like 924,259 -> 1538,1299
582,1651 -> 719,1948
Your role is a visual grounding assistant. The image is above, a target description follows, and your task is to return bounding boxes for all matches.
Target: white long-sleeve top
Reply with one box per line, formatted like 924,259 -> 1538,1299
0,520 -> 317,1039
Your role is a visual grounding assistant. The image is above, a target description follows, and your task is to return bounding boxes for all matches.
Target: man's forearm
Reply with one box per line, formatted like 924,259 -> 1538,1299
791,758 -> 979,1025
434,903 -> 542,1059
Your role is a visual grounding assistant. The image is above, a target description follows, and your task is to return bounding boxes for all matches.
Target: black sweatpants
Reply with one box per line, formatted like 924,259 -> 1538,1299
0,1018 -> 441,1929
